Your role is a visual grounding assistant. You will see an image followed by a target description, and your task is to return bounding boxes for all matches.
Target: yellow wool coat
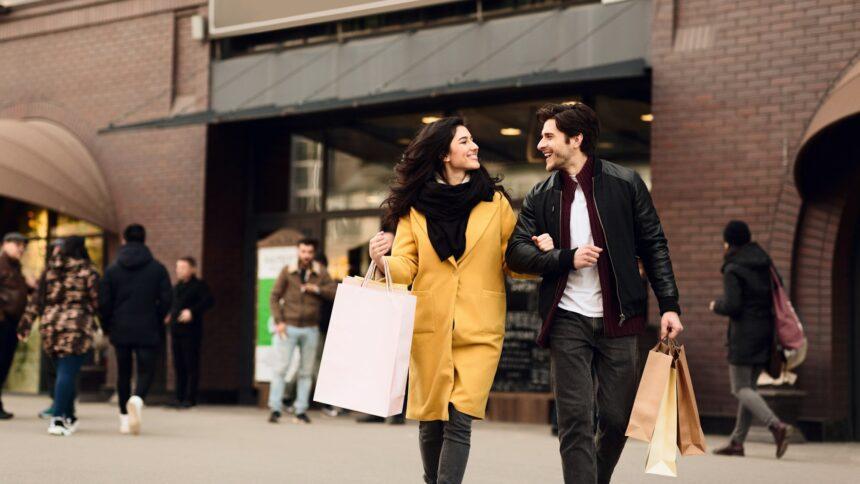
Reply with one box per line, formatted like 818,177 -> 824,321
385,191 -> 517,421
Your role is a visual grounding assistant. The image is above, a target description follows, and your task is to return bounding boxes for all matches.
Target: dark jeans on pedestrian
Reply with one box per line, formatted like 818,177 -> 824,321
0,321 -> 19,410
115,345 -> 158,414
728,364 -> 779,443
172,334 -> 201,405
419,403 -> 474,484
550,308 -> 639,484
53,354 -> 86,419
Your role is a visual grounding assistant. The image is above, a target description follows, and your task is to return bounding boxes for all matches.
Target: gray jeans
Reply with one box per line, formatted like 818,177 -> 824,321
550,309 -> 639,484
419,403 -> 473,484
728,365 -> 779,443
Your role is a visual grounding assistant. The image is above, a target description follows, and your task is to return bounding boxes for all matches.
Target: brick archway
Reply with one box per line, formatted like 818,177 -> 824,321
788,58 -> 860,437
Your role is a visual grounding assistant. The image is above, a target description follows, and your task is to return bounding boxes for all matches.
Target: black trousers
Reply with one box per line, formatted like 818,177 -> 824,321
550,309 -> 639,484
114,345 -> 158,414
419,403 -> 474,484
171,334 -> 201,405
0,322 -> 19,408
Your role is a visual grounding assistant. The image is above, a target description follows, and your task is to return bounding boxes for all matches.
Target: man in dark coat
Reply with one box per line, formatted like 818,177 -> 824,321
0,232 -> 30,420
166,256 -> 214,408
710,220 -> 791,458
99,224 -> 172,435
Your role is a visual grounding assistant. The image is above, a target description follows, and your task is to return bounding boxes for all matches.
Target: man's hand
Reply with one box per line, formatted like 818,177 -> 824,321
302,284 -> 320,295
178,309 -> 193,323
660,311 -> 684,340
369,231 -> 395,269
17,333 -> 27,342
531,234 -> 554,252
573,245 -> 603,269
275,322 -> 287,339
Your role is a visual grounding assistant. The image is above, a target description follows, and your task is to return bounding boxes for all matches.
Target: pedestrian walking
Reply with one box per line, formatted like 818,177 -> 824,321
17,236 -> 100,436
709,220 -> 792,458
165,256 -> 214,409
505,103 -> 683,484
0,232 -> 31,420
267,238 -> 336,424
99,224 -> 172,435
369,117 -> 518,484
36,238 -> 65,421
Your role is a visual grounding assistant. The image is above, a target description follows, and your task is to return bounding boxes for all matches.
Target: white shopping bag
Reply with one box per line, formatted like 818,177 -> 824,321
645,367 -> 679,477
313,260 -> 416,417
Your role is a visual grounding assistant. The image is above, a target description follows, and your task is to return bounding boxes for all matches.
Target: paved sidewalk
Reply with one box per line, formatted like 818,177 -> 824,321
0,395 -> 858,483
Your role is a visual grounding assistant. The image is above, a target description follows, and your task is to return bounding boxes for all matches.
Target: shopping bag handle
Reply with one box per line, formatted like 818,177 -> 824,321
363,258 -> 393,292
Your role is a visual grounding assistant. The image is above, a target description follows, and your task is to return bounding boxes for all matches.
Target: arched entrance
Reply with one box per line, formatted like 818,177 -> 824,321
0,117 -> 116,395
793,59 -> 860,440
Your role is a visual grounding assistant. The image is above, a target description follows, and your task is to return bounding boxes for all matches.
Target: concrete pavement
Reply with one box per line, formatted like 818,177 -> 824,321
0,394 -> 858,483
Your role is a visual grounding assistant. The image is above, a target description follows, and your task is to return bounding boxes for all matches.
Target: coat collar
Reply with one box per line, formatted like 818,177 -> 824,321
287,261 -> 322,275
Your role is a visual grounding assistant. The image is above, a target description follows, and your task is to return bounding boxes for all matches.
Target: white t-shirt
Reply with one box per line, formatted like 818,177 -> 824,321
558,178 -> 603,317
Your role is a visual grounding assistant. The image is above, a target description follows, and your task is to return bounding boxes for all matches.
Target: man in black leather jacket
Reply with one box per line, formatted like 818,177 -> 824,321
505,103 -> 683,484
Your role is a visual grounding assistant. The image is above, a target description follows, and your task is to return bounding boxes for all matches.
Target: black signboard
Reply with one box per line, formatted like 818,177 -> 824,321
492,277 -> 551,392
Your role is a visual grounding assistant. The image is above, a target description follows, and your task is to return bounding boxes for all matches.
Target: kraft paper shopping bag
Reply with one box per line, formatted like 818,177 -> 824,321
626,342 -> 673,442
645,367 -> 679,477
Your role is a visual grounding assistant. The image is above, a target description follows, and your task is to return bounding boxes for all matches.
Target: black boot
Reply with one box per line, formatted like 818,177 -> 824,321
712,440 -> 744,456
0,401 -> 13,420
769,422 -> 791,459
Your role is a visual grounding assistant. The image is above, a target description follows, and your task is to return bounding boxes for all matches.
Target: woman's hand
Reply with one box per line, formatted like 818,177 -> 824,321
708,300 -> 716,312
369,231 -> 394,268
531,234 -> 554,252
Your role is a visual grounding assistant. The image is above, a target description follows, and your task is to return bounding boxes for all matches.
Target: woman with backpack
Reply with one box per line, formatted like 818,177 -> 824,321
709,220 -> 792,458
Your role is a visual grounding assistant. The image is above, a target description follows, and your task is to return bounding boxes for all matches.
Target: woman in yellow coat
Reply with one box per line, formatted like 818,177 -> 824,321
369,116 -> 517,484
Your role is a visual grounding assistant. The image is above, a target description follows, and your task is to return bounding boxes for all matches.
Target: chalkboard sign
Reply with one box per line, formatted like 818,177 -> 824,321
492,277 -> 551,392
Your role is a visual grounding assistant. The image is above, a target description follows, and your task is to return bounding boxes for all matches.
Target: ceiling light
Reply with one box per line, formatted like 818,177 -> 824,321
640,113 -> 654,122
500,128 -> 522,136
422,116 -> 441,124
397,138 -> 411,145
597,141 -> 614,149
562,101 -> 580,106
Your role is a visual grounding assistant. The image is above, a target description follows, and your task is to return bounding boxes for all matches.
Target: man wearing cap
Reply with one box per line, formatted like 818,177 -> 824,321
0,232 -> 31,420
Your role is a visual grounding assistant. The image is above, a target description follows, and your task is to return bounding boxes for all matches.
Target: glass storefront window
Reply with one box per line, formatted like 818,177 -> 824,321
290,134 -> 323,213
325,127 -> 397,211
324,216 -> 380,281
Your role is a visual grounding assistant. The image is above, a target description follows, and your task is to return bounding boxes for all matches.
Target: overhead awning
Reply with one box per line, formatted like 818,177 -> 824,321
0,118 -> 117,231
799,60 -> 860,147
103,0 -> 650,132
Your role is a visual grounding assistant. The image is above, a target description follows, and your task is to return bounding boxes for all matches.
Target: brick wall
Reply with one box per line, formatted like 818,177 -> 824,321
650,0 -> 860,424
0,0 -> 214,391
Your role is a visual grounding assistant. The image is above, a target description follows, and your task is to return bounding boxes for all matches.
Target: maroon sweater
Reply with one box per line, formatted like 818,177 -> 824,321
551,158 -> 646,339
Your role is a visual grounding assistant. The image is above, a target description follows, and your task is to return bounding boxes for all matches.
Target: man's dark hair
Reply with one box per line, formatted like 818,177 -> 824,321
536,102 -> 600,156
123,224 -> 146,243
178,256 -> 197,268
297,238 -> 319,250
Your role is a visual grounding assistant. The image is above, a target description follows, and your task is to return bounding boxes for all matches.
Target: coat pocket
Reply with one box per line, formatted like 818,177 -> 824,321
479,289 -> 507,335
411,290 -> 437,334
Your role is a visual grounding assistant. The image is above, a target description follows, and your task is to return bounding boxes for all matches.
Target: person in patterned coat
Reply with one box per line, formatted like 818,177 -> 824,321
18,236 -> 100,437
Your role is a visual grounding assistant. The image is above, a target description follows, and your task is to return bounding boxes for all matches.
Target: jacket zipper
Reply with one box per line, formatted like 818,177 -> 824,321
592,182 -> 626,325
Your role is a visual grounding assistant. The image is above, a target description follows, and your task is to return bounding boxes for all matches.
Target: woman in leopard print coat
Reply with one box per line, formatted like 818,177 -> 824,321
17,236 -> 99,435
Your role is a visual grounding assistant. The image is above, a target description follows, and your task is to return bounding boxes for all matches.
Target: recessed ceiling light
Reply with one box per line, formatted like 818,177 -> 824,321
562,101 -> 580,106
640,113 -> 654,122
397,138 -> 411,145
500,128 -> 522,136
422,116 -> 441,124
597,141 -> 614,149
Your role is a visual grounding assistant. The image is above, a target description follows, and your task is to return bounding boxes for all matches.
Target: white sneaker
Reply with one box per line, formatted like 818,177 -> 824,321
66,417 -> 79,434
119,415 -> 130,434
48,417 -> 72,437
127,396 -> 143,435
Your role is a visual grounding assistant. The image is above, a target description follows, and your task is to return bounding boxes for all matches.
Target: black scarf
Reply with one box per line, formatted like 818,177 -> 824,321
413,176 -> 494,262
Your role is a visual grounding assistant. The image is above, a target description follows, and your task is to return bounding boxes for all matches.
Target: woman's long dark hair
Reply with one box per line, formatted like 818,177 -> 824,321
61,236 -> 91,261
381,116 -> 508,231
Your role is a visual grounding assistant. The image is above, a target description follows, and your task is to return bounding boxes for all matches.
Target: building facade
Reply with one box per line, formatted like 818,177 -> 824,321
2,0 -> 859,439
